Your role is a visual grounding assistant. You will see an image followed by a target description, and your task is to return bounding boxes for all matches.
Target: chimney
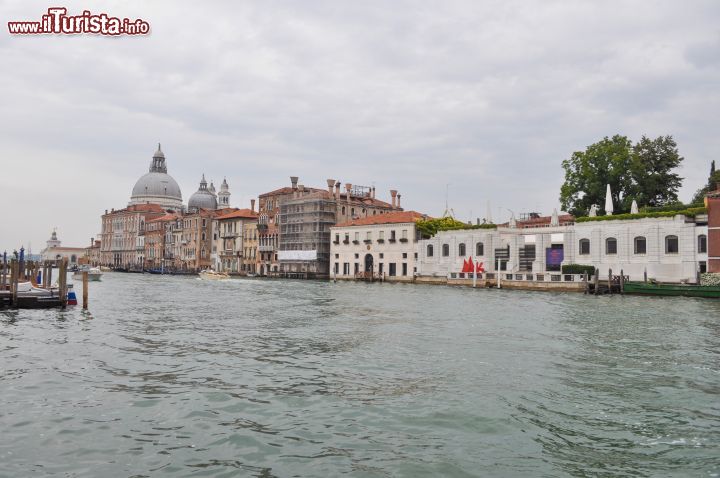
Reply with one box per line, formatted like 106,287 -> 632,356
290,176 -> 298,190
250,199 -> 256,213
390,190 -> 398,208
397,193 -> 401,208
326,179 -> 335,194
298,184 -> 305,193
90,237 -> 94,246
371,186 -> 375,199
335,181 -> 341,199
105,209 -> 108,215
345,183 -> 352,198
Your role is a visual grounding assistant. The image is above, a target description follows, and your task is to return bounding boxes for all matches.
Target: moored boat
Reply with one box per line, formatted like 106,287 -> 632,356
623,281 -> 720,298
72,267 -> 103,281
198,270 -> 230,280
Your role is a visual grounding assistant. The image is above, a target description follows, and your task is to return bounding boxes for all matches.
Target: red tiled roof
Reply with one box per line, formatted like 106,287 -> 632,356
334,210 -> 428,227
217,208 -> 258,220
147,213 -> 178,222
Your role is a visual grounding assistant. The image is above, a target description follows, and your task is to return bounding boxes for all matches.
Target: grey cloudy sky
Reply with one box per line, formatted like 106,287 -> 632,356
1,0 -> 718,250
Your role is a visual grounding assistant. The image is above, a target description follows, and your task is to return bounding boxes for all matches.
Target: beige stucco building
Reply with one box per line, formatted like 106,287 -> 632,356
330,211 -> 426,281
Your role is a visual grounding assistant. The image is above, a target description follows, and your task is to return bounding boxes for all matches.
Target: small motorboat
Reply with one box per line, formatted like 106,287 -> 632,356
199,269 -> 230,280
72,267 -> 103,281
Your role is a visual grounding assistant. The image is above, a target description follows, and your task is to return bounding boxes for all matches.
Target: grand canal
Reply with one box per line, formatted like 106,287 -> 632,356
1,273 -> 719,477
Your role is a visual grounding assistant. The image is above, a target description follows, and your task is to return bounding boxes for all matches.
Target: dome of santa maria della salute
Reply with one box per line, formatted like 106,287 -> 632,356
128,144 -> 184,211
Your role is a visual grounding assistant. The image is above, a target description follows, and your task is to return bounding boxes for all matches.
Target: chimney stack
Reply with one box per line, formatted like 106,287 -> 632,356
371,186 -> 375,199
250,199 -> 256,213
390,190 -> 398,208
90,237 -> 94,246
290,176 -> 298,190
326,179 -> 335,194
335,181 -> 341,199
397,193 -> 401,208
345,183 -> 352,198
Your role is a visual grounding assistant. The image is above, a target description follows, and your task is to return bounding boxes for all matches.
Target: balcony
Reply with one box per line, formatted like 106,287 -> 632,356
352,240 -> 360,245
342,239 -> 349,244
220,231 -> 240,238
399,238 -> 408,243
363,239 -> 372,244
388,238 -> 397,243
333,240 -> 340,244
376,239 -> 384,244
258,245 -> 274,252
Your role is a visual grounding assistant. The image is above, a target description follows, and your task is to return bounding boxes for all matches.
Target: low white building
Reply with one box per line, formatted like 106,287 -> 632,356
40,229 -> 87,266
416,212 -> 708,283
330,211 -> 426,281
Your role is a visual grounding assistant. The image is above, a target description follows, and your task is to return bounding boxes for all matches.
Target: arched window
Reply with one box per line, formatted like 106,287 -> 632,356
698,234 -> 707,253
476,242 -> 484,256
70,254 -> 77,263
605,237 -> 617,255
442,244 -> 449,257
665,235 -> 679,254
342,206 -> 346,215
427,244 -> 434,257
634,236 -> 646,254
579,239 -> 590,255
458,243 -> 466,256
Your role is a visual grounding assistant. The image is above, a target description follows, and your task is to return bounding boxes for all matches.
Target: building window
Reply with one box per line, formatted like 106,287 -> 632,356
634,236 -> 646,255
401,229 -> 407,239
354,253 -> 359,259
442,244 -> 449,256
427,245 -> 433,257
665,235 -> 679,254
402,263 -> 407,276
698,234 -> 707,254
342,206 -> 346,215
379,231 -> 384,240
354,232 -> 359,241
606,238 -> 617,255
579,239 -> 590,255
389,263 -> 397,276
366,231 -> 372,240
335,234 -> 340,243
402,253 -> 407,259
458,243 -> 466,256
476,242 -> 484,256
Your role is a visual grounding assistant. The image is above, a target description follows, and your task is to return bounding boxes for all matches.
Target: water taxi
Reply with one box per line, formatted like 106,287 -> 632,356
72,267 -> 103,281
198,270 -> 230,280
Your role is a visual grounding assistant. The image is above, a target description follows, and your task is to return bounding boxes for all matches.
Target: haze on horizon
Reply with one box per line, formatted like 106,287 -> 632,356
1,0 -> 718,251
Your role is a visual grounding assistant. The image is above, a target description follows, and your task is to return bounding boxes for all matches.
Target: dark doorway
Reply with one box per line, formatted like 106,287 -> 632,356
364,254 -> 374,273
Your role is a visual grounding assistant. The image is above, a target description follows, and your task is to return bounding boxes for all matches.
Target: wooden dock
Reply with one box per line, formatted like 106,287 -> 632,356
0,257 -> 71,309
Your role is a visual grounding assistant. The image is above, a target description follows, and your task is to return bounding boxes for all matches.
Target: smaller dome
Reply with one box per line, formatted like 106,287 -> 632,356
188,174 -> 217,210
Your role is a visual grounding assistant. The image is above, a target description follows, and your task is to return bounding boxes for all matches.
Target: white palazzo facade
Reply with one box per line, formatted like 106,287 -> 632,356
416,214 -> 708,283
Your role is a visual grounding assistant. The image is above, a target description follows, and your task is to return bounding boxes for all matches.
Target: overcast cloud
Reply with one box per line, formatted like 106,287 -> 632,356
1,0 -> 719,250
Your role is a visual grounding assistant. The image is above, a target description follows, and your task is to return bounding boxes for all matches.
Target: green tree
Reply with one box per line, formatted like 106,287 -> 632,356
559,135 -> 634,216
629,135 -> 683,207
692,160 -> 720,203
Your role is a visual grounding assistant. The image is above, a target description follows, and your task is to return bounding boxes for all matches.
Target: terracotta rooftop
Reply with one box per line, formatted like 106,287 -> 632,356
147,213 -> 178,223
105,203 -> 166,215
217,208 -> 258,220
334,211 -> 429,227
509,213 -> 575,228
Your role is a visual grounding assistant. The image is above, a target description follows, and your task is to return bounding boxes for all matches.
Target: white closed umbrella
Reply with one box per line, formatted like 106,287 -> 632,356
605,184 -> 614,215
630,199 -> 639,214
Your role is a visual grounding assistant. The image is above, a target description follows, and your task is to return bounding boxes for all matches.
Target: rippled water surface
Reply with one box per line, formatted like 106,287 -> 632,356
1,273 -> 719,477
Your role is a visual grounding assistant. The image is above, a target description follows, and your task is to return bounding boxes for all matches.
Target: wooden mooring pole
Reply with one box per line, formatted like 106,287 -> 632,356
82,271 -> 89,310
10,260 -> 19,307
620,269 -> 625,295
58,258 -> 68,309
593,268 -> 599,295
608,268 -> 613,295
1,254 -> 7,291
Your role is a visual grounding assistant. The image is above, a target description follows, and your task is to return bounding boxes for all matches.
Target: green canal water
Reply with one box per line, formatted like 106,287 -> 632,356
1,274 -> 719,477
